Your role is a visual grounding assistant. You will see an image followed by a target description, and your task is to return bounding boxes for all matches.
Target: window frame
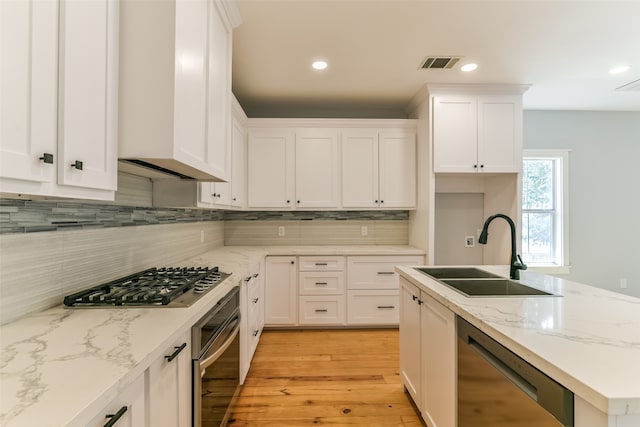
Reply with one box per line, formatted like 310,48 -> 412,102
522,149 -> 571,273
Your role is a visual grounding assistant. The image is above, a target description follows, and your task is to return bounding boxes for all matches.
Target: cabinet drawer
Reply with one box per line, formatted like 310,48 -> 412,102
347,290 -> 399,325
299,296 -> 345,325
299,256 -> 345,271
299,271 -> 345,295
347,256 -> 424,290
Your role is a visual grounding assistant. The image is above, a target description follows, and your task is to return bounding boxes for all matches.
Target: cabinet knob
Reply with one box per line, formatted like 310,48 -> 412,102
290,260 -> 295,265
480,164 -> 484,168
374,200 -> 378,203
380,200 -> 384,204
70,160 -> 83,170
417,299 -> 424,305
286,200 -> 290,204
473,164 -> 478,169
233,197 -> 237,201
296,200 -> 300,204
253,330 -> 260,336
412,295 -> 418,301
39,153 -> 54,164
252,297 -> 259,303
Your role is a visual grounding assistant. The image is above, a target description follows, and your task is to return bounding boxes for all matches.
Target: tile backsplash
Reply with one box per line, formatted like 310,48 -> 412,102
0,193 -> 409,324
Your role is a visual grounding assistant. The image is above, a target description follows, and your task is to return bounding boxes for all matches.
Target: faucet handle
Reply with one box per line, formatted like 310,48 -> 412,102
516,254 -> 528,270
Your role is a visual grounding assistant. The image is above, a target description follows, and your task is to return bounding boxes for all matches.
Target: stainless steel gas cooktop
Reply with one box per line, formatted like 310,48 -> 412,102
63,266 -> 231,308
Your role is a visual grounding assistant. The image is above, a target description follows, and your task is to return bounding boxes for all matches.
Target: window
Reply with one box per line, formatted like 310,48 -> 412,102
521,150 -> 570,270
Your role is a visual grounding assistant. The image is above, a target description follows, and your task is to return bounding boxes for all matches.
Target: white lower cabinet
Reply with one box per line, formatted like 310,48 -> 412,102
299,295 -> 346,325
264,256 -> 298,326
240,261 -> 265,383
399,277 -> 455,427
147,331 -> 192,427
347,290 -> 399,325
346,256 -> 424,325
85,372 -> 146,427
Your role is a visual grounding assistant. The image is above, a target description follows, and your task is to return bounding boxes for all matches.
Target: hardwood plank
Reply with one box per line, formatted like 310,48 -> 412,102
228,329 -> 423,426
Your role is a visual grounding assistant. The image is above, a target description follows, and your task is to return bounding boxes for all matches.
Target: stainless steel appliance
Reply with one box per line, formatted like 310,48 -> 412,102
192,286 -> 241,427
457,317 -> 574,427
63,266 -> 230,307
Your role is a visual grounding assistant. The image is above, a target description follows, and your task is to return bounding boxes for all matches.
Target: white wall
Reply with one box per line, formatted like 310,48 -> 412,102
523,110 -> 640,297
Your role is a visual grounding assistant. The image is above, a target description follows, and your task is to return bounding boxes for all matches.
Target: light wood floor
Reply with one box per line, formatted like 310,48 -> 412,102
227,329 -> 423,426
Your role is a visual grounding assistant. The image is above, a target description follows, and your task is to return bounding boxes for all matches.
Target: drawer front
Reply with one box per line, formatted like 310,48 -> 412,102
299,296 -> 345,325
248,309 -> 263,357
347,256 -> 424,290
347,290 -> 399,325
299,256 -> 345,271
299,271 -> 345,295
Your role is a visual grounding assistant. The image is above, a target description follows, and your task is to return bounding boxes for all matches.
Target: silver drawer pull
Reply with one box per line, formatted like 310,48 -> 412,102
315,309 -> 328,313
315,262 -> 328,266
315,282 -> 328,285
377,305 -> 396,309
377,271 -> 395,275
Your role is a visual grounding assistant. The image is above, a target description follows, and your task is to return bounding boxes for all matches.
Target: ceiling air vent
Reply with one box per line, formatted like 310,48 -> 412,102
420,56 -> 461,70
616,78 -> 640,92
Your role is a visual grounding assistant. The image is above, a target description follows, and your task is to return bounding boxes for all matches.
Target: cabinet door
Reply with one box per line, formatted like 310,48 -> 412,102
478,95 -> 522,173
247,130 -> 295,208
85,372 -> 146,427
148,332 -> 192,427
432,95 -> 478,173
295,130 -> 339,208
399,278 -> 422,407
0,0 -> 57,184
379,131 -> 416,208
58,0 -> 117,190
421,292 -> 456,427
172,0 -> 209,173
205,0 -> 232,181
230,116 -> 245,207
264,256 -> 297,325
212,182 -> 231,206
341,130 -> 379,208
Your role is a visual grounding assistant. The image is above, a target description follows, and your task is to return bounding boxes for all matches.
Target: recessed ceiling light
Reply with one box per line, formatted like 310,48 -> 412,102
312,60 -> 328,70
609,65 -> 631,75
460,63 -> 478,72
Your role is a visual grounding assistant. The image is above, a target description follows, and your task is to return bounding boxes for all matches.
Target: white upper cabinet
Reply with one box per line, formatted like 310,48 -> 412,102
247,129 -> 295,208
58,0 -> 118,191
118,0 -> 239,181
432,92 -> 523,173
1,0 -> 118,200
0,0 -> 57,185
342,128 -> 416,209
230,114 -> 246,208
294,130 -> 339,208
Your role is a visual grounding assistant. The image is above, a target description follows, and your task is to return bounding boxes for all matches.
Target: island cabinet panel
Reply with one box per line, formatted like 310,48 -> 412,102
399,277 -> 455,427
147,331 -> 192,427
85,372 -> 146,427
399,279 -> 422,406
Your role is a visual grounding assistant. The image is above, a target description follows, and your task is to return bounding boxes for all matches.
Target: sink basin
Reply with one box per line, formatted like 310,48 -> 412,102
416,267 -> 501,279
440,279 -> 554,297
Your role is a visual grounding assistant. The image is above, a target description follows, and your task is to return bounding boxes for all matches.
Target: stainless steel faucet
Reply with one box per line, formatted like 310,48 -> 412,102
478,213 -> 527,280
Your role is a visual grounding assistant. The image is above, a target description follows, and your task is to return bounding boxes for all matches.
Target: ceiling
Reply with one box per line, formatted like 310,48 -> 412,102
231,0 -> 640,118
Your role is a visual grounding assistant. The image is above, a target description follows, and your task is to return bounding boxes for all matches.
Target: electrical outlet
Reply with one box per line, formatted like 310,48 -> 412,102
620,278 -> 628,289
278,226 -> 285,237
361,226 -> 368,237
465,236 -> 475,247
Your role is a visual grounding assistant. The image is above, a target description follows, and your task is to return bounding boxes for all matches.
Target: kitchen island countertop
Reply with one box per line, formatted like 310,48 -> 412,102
396,265 -> 640,422
0,245 -> 423,426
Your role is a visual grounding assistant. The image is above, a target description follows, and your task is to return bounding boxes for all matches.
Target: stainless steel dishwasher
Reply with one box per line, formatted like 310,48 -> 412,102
457,317 -> 574,427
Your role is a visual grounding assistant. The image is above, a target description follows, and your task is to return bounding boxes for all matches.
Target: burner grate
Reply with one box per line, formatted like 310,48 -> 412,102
64,266 -> 225,307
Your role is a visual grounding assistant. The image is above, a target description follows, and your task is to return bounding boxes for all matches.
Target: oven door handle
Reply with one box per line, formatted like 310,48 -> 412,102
200,315 -> 240,375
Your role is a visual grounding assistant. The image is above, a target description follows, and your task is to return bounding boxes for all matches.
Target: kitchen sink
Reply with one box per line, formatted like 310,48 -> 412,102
440,278 -> 554,297
416,267 -> 502,279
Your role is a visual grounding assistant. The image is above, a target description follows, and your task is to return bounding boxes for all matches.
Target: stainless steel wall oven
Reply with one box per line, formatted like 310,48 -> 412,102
192,286 -> 241,427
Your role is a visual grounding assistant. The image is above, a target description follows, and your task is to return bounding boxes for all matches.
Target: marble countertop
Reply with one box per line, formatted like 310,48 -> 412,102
396,265 -> 640,418
0,245 -> 423,426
